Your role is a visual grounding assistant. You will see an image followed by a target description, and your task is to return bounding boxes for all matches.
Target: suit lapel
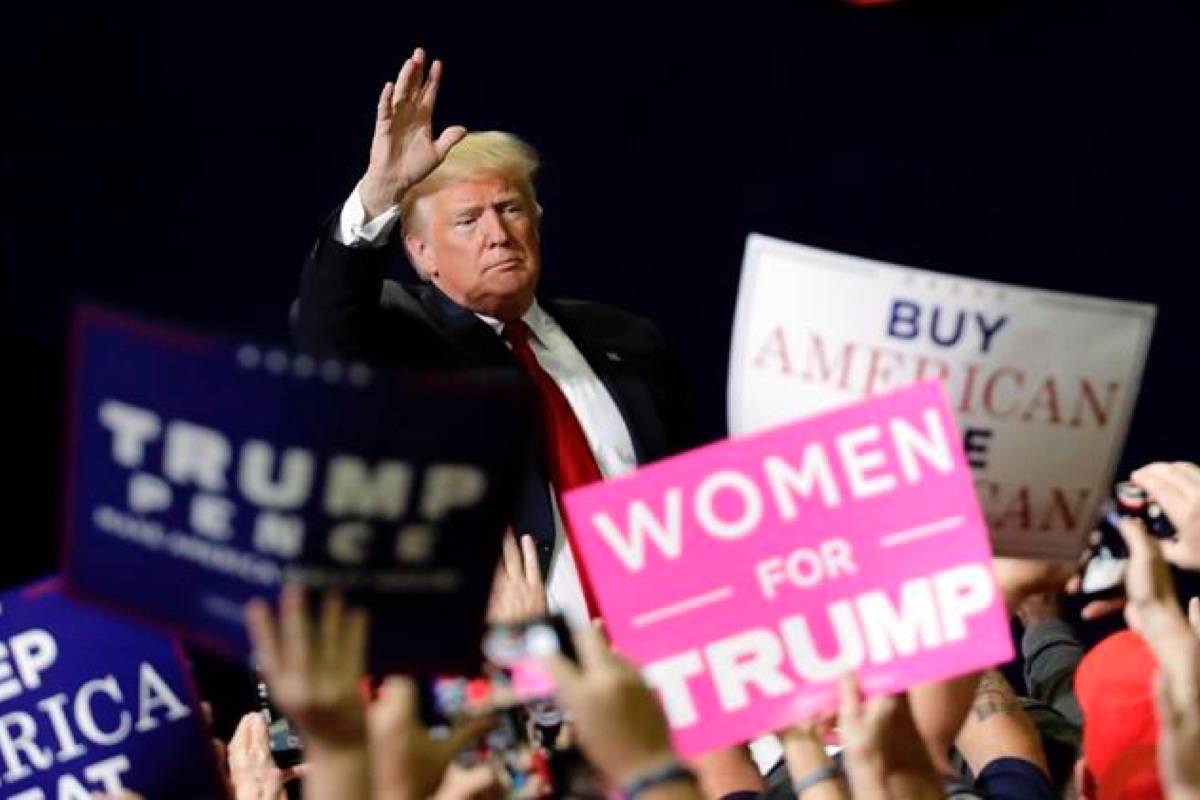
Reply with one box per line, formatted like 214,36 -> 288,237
541,298 -> 669,465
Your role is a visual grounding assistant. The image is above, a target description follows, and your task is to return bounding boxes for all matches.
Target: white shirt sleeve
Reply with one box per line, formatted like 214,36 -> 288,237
332,185 -> 402,248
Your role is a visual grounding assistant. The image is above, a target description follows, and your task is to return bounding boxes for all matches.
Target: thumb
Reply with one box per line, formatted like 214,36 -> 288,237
281,762 -> 311,783
434,126 -> 468,159
1188,596 -> 1200,637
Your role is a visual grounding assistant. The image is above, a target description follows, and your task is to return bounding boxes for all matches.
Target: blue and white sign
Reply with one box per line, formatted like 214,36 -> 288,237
62,306 -> 534,671
0,579 -> 224,799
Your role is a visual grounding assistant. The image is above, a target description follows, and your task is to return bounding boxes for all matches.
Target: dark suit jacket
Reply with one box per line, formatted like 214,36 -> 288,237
292,219 -> 697,570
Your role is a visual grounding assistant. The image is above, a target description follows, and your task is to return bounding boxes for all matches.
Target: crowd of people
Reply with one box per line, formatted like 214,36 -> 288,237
76,47 -> 1200,799
90,468 -> 1200,800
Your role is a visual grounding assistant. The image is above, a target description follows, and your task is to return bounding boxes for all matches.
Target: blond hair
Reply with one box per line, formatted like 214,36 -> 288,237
400,131 -> 541,235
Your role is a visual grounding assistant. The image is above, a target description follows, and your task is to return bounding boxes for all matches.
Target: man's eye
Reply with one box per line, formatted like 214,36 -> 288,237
454,217 -> 477,228
502,204 -> 525,216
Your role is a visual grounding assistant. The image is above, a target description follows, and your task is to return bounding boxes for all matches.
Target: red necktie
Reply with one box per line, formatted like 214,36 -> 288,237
503,319 -> 603,616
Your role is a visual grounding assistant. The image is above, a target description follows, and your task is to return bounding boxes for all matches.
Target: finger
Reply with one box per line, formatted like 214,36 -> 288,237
501,531 -> 522,580
591,617 -> 610,646
342,607 -> 369,681
279,583 -> 311,671
228,711 -> 255,752
200,701 -> 215,729
376,81 -> 394,122
837,673 -> 862,723
418,58 -> 444,111
571,623 -> 612,670
377,675 -> 420,720
540,651 -> 581,696
319,588 -> 345,666
1080,596 -> 1127,621
245,598 -> 282,683
1132,465 -> 1189,513
395,47 -> 426,104
1189,597 -> 1200,638
520,535 -> 542,587
864,692 -> 900,725
1172,461 -> 1200,484
1118,517 -> 1155,565
434,125 -> 468,160
1064,574 -> 1082,595
247,711 -> 270,754
281,762 -> 311,783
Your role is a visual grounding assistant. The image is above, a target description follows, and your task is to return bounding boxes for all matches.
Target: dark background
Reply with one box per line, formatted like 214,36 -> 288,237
5,0 -> 1198,591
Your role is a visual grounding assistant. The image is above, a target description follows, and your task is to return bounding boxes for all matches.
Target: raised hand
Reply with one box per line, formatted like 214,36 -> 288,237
245,584 -> 370,800
541,625 -> 686,789
486,531 -> 548,625
367,676 -> 492,800
837,675 -> 943,800
225,712 -> 307,800
1131,461 -> 1200,570
360,47 -> 468,220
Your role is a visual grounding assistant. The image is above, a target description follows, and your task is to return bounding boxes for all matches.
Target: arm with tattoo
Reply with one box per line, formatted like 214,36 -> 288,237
954,670 -> 1049,779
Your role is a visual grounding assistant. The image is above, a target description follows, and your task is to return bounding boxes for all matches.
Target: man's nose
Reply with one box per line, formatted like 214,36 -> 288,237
479,207 -> 512,246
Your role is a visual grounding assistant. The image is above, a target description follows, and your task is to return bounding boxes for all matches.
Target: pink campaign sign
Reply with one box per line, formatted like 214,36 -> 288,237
562,380 -> 1013,757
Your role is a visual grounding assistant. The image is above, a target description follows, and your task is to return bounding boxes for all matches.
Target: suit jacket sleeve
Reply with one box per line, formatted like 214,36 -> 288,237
292,212 -> 397,359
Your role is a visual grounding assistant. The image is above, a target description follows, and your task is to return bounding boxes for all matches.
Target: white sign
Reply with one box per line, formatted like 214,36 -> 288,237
728,234 -> 1156,559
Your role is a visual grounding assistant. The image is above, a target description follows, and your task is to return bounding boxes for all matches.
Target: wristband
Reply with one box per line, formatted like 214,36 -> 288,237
792,762 -> 842,796
622,760 -> 697,799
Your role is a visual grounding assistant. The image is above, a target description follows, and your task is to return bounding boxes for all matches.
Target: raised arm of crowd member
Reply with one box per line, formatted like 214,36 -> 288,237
1015,593 -> 1083,726
836,675 -> 943,800
1118,518 -> 1200,800
952,670 -> 1055,800
1130,461 -> 1200,570
777,714 -> 848,800
486,531 -> 548,625
541,625 -> 704,800
366,676 -> 492,800
246,585 -> 371,800
226,711 -> 309,800
294,47 -> 466,359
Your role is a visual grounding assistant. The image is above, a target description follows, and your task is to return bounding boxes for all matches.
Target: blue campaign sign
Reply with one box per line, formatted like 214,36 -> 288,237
0,579 -> 225,799
62,305 -> 534,672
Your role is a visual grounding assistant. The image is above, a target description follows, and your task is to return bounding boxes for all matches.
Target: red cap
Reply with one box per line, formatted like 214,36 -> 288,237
1074,630 -> 1163,800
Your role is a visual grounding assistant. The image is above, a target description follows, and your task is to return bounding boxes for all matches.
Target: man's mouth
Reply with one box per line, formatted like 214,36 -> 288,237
484,257 -> 522,273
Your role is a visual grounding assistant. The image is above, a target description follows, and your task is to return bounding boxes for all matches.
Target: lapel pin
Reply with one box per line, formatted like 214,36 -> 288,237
605,351 -> 622,362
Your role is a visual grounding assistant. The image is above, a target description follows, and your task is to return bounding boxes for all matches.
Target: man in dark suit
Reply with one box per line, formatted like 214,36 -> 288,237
292,48 -> 695,627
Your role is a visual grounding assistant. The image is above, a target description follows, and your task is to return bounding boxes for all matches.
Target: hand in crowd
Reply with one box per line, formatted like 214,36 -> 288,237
542,624 -> 701,798
992,556 -> 1074,613
486,531 -> 548,625
428,762 -> 506,800
1131,461 -> 1200,570
1119,518 -> 1200,800
837,675 -> 943,800
359,47 -> 467,220
225,712 -> 308,800
778,712 -> 847,800
367,675 -> 492,800
246,584 -> 370,800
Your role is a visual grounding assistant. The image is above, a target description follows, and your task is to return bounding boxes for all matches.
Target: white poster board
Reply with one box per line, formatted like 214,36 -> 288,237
728,233 -> 1156,559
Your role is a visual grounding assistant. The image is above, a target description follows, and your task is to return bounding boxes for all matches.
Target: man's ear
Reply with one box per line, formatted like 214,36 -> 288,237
404,233 -> 436,282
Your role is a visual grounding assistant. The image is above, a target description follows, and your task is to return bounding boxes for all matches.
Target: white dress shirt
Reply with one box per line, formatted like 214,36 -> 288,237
333,188 -> 639,626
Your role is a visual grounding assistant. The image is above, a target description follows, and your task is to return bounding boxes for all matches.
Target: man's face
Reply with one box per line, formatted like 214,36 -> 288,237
406,175 -> 541,321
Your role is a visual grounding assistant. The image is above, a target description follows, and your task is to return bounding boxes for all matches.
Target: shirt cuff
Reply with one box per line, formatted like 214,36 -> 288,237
333,185 -> 401,248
